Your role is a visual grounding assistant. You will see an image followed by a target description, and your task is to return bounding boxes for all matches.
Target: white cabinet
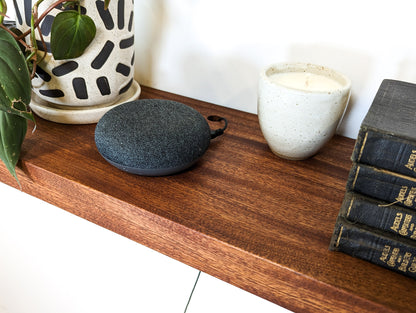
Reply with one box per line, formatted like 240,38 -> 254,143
186,272 -> 292,313
0,183 -> 290,313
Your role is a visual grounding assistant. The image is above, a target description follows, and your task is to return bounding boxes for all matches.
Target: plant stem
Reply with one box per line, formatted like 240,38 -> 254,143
0,23 -> 31,52
0,0 -> 6,24
17,0 -> 68,40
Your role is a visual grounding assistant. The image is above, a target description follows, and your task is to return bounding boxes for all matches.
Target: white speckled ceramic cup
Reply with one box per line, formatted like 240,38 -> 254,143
257,63 -> 351,160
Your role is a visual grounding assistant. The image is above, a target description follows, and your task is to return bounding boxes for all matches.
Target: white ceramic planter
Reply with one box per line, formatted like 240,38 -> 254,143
14,0 -> 140,124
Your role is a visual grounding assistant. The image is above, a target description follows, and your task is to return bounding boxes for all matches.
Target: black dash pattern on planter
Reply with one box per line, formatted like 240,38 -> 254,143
64,4 -> 86,14
128,11 -> 133,31
97,77 -> 111,95
40,14 -> 54,36
39,89 -> 65,98
36,40 -> 51,53
91,41 -> 115,69
36,66 -> 52,82
73,78 -> 88,99
23,0 -> 31,26
118,0 -> 125,29
119,79 -> 133,95
14,0 -> 23,25
96,0 -> 114,30
52,61 -> 79,76
116,63 -> 131,77
119,36 -> 134,49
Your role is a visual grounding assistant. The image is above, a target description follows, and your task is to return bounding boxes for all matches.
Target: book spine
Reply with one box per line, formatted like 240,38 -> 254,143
341,192 -> 416,240
346,163 -> 416,210
329,216 -> 416,279
351,129 -> 416,179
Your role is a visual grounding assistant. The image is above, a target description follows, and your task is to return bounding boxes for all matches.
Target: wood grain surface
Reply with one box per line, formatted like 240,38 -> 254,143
1,86 -> 415,313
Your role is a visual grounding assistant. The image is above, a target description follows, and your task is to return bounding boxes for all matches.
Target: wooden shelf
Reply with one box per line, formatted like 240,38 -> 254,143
1,87 -> 414,313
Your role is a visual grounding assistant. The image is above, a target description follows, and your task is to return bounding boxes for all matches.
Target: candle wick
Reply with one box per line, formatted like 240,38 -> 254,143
305,74 -> 310,87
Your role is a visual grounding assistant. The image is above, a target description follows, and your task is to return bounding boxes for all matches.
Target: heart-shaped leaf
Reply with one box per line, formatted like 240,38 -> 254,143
50,10 -> 96,60
0,28 -> 33,122
0,28 -> 32,182
0,110 -> 27,184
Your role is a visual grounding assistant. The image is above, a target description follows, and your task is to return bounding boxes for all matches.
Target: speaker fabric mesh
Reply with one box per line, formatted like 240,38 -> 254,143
95,99 -> 214,176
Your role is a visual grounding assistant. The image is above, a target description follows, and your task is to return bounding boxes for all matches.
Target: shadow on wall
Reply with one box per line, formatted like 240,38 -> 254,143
176,53 -> 260,114
397,57 -> 416,83
287,43 -> 373,91
133,0 -> 166,87
132,0 -> 270,114
287,43 -> 374,138
173,44 -> 375,136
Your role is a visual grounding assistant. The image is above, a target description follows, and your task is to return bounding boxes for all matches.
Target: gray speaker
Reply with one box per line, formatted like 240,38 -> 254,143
95,99 -> 227,176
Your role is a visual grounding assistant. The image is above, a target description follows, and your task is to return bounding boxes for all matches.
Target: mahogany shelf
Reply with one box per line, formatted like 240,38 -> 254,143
1,87 -> 415,313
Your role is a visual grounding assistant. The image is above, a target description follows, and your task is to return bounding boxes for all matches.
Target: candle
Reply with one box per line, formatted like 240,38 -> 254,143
269,72 -> 343,92
257,63 -> 351,160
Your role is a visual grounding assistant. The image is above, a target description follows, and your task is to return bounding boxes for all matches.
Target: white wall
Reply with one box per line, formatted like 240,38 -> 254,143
133,0 -> 416,139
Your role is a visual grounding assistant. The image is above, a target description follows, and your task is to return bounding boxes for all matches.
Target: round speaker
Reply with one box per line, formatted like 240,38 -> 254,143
95,99 -> 227,176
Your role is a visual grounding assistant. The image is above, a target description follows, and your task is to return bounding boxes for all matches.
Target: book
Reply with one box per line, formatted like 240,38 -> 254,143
351,79 -> 416,178
329,216 -> 416,279
346,163 -> 416,210
341,192 -> 416,240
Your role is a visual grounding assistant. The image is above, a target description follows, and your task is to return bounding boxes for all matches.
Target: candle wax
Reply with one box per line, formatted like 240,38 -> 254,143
269,72 -> 342,92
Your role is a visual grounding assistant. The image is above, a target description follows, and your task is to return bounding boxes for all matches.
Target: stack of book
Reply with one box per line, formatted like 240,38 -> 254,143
329,79 -> 416,279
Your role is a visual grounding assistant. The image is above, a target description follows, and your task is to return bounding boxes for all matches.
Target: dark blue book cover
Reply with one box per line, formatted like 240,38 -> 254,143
330,216 -> 416,279
352,79 -> 416,177
340,192 -> 416,240
346,163 -> 416,210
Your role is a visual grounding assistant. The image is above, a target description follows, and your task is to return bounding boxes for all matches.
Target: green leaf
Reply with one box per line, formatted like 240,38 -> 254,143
0,110 -> 27,184
0,0 -> 7,24
50,10 -> 97,60
0,28 -> 32,182
0,28 -> 33,122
